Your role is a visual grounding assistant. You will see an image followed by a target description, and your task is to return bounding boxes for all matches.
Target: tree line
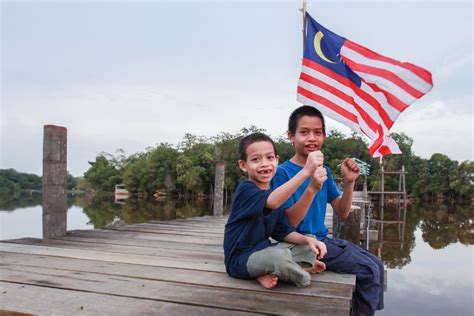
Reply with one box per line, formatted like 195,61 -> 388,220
0,168 -> 75,203
82,126 -> 473,203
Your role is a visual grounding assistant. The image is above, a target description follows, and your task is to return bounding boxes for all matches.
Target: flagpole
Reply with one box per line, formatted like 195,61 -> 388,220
301,0 -> 307,52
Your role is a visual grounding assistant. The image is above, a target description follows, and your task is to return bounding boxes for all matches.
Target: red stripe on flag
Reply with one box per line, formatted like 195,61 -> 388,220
302,58 -> 395,129
297,86 -> 359,124
299,72 -> 378,132
344,39 -> 433,86
378,146 -> 392,156
368,136 -> 383,156
343,57 -> 425,99
363,80 -> 408,113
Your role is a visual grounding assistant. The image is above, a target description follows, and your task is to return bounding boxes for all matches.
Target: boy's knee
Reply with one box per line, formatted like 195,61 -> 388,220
355,259 -> 381,285
266,248 -> 293,267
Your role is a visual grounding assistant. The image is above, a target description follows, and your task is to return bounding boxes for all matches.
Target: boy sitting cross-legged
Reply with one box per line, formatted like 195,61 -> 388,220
223,132 -> 328,289
271,105 -> 384,315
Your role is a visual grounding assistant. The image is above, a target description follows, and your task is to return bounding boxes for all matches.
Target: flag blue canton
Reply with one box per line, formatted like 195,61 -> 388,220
304,15 -> 361,87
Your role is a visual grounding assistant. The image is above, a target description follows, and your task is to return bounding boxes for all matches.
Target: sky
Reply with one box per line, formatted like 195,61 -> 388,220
1,0 -> 472,177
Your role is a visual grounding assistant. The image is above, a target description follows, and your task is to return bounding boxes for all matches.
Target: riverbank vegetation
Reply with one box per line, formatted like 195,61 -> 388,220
81,127 -> 472,203
0,169 -> 76,206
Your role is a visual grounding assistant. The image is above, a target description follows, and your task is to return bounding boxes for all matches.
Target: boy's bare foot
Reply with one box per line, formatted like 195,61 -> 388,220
303,260 -> 326,274
256,274 -> 278,289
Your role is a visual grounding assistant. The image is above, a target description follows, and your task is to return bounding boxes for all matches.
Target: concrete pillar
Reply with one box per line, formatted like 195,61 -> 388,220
213,163 -> 225,216
42,125 -> 67,239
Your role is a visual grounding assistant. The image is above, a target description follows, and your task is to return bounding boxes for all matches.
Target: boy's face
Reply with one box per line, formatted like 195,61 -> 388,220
239,141 -> 279,190
288,115 -> 326,158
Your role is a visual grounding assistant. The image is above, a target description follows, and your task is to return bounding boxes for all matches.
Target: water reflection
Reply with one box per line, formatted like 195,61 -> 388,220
73,194 -> 225,228
0,192 -> 42,211
370,203 -> 473,269
418,204 -> 473,249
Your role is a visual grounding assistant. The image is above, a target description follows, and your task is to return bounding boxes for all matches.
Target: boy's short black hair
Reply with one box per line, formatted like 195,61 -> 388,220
288,105 -> 326,134
239,132 -> 277,161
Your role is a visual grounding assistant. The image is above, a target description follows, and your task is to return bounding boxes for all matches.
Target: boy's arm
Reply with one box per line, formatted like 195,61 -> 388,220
331,158 -> 360,219
266,151 -> 323,209
285,166 -> 327,227
283,232 -> 327,259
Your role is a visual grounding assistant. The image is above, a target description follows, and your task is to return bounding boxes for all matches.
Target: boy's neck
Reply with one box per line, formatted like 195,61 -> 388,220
248,179 -> 269,190
289,153 -> 307,167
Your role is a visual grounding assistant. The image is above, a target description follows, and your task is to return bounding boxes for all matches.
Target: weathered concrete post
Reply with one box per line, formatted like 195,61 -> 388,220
42,125 -> 68,239
213,163 -> 225,216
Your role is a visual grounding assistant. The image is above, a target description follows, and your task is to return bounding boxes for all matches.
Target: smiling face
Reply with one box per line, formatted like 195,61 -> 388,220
289,115 -> 326,164
239,141 -> 279,190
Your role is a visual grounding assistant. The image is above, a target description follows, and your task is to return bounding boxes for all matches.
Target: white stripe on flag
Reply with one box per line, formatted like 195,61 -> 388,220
296,93 -> 361,133
359,82 -> 402,123
341,45 -> 432,93
356,72 -> 417,105
298,78 -> 377,139
301,65 -> 391,132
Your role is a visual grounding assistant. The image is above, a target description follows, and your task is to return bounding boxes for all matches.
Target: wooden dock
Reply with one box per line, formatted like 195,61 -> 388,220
0,215 -> 355,315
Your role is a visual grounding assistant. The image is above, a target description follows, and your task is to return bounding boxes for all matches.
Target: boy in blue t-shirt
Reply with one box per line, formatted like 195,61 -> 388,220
271,105 -> 384,315
224,132 -> 328,289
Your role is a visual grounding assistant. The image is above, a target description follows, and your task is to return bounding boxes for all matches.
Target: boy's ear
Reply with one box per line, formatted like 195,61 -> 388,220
287,131 -> 295,144
238,160 -> 247,173
276,155 -> 280,163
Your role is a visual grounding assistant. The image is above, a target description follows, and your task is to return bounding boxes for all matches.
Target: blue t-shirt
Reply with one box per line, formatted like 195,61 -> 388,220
271,160 -> 341,240
223,180 -> 295,279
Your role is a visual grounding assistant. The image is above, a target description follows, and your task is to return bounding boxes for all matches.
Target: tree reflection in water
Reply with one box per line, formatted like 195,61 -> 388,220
2,193 -> 470,271
75,194 -> 224,229
370,203 -> 473,269
418,204 -> 473,249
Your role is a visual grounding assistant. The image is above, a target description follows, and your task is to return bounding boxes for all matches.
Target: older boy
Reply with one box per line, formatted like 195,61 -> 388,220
271,105 -> 384,315
224,132 -> 327,289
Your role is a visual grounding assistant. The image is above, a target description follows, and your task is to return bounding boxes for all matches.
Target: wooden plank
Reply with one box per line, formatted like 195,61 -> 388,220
66,229 -> 224,245
165,216 -> 228,223
0,282 -> 255,316
133,222 -> 225,232
0,243 -> 225,272
0,265 -> 350,315
0,252 -> 353,299
6,238 -> 225,261
105,226 -> 225,238
0,245 -> 355,286
56,235 -> 225,253
150,217 -> 228,226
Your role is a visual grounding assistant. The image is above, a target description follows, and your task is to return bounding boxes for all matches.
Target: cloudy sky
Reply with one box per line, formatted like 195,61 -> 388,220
1,0 -> 472,176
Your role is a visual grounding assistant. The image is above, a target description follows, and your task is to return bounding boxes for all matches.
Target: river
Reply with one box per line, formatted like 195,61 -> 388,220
0,193 -> 472,315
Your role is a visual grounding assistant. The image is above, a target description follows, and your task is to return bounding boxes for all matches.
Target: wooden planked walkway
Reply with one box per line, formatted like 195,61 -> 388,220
0,215 -> 355,315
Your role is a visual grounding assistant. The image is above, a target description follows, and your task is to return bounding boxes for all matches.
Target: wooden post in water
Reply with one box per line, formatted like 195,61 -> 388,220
333,202 -> 364,245
213,163 -> 225,216
42,125 -> 68,239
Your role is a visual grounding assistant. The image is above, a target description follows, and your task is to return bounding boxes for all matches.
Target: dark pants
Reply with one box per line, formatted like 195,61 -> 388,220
322,237 -> 384,315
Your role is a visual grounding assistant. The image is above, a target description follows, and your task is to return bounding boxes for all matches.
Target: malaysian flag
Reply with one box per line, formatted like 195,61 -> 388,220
297,13 -> 433,157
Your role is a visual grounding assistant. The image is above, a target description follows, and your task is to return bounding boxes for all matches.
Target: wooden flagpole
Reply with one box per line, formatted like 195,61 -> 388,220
301,0 -> 307,52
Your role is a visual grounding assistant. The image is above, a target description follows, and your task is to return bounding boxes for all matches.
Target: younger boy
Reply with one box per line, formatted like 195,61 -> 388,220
271,105 -> 384,315
223,132 -> 327,289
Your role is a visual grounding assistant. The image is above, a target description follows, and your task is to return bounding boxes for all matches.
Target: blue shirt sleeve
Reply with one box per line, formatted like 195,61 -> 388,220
271,167 -> 296,209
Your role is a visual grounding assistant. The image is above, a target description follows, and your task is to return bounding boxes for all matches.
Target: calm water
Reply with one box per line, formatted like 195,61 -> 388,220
0,194 -> 473,315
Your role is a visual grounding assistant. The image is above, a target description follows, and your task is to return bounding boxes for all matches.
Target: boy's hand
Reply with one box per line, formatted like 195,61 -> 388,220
306,237 -> 327,259
303,151 -> 324,176
341,157 -> 360,183
311,166 -> 327,191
